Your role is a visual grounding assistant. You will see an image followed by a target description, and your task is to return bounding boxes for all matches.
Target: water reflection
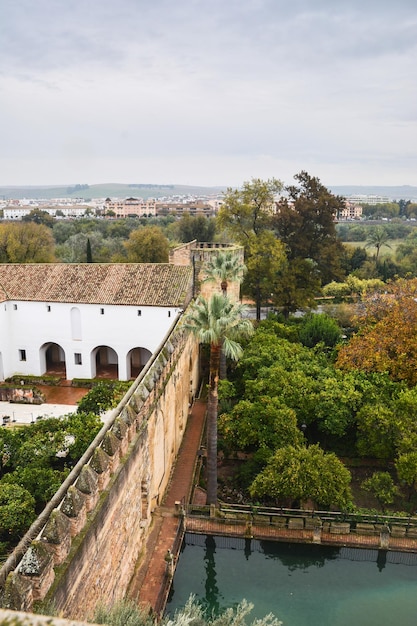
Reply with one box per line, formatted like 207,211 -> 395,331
167,534 -> 417,626
204,534 -> 221,612
259,539 -> 339,570
377,549 -> 387,572
244,538 -> 252,561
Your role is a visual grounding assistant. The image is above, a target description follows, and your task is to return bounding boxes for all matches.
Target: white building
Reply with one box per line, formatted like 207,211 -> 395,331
3,205 -> 90,219
0,263 -> 193,381
348,194 -> 391,205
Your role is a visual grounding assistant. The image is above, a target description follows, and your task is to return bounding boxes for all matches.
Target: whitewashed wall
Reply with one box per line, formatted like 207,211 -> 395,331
0,300 -> 182,380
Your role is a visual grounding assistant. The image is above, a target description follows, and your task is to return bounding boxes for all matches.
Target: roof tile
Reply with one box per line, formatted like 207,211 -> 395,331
0,264 -> 193,307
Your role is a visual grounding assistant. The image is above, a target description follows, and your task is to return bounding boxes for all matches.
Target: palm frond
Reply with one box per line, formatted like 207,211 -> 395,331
183,293 -> 253,350
202,251 -> 247,284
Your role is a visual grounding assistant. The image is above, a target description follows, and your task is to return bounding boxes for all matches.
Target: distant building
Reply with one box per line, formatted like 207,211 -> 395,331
348,194 -> 391,205
155,202 -> 215,217
3,205 -> 90,219
339,202 -> 363,220
104,197 -> 157,218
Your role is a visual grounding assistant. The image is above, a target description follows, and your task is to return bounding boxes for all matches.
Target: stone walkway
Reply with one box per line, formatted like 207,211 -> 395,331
129,399 -> 207,614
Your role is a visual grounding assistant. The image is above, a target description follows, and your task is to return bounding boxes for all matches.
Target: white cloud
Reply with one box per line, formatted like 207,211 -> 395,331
1,0 -> 416,187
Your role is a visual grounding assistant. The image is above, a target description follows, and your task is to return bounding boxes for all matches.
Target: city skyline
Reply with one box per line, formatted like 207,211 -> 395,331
1,0 -> 416,188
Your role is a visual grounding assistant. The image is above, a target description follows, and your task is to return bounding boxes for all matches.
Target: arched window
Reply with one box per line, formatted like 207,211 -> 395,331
71,307 -> 82,340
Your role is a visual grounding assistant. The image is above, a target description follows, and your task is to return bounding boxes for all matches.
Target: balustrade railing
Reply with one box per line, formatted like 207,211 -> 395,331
185,503 -> 417,538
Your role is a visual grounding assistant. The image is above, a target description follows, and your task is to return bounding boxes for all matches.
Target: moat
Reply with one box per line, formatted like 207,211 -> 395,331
166,533 -> 417,626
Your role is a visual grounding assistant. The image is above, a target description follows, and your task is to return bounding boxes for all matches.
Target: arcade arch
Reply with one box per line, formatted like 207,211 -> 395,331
40,342 -> 67,378
126,347 -> 152,379
91,346 -> 119,379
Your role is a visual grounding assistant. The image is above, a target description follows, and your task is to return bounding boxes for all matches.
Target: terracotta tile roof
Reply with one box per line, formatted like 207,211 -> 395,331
0,264 -> 193,307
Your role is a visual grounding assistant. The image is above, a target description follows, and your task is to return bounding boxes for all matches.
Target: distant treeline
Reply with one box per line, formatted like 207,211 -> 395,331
66,184 -> 90,194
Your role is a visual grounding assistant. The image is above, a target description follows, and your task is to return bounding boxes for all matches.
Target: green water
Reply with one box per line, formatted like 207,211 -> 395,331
166,534 -> 417,626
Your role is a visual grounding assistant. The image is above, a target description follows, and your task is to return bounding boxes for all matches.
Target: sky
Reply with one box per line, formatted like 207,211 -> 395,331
1,0 -> 416,189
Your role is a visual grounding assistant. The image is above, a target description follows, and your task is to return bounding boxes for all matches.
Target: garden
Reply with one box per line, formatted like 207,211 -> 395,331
213,288 -> 417,516
0,381 -> 130,561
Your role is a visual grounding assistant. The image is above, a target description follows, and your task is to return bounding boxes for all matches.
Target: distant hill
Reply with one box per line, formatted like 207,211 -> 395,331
329,185 -> 417,201
1,182 -> 417,202
0,183 -> 227,201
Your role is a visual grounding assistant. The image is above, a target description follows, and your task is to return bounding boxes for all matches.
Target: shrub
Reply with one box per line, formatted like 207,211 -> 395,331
299,313 -> 341,348
0,483 -> 36,543
361,472 -> 399,512
76,381 -> 115,415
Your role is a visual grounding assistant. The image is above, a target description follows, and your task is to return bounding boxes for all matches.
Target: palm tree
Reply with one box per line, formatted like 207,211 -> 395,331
365,226 -> 392,259
202,251 -> 246,378
203,250 -> 246,297
184,293 -> 253,505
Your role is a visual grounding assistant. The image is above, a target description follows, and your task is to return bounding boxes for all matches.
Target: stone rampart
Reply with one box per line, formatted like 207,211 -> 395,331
0,320 -> 200,621
170,242 -> 244,301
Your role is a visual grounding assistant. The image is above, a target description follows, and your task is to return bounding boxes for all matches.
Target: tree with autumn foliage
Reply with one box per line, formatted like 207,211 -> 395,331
0,222 -> 55,262
336,278 -> 417,386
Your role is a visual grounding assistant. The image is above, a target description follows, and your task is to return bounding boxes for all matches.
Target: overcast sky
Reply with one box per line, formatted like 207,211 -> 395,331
1,0 -> 416,188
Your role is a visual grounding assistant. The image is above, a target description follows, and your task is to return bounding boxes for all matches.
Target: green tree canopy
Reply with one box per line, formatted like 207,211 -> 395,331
0,483 -> 36,543
274,171 -> 345,285
216,179 -> 287,320
242,231 -> 287,320
355,404 -> 399,459
219,398 -> 303,452
272,257 -> 321,318
76,382 -> 115,415
299,313 -> 342,349
124,226 -> 170,262
21,208 -> 55,228
65,411 -> 102,462
176,214 -> 216,243
86,237 -> 93,262
55,231 -> 124,263
361,471 -> 398,512
396,452 -> 417,500
250,444 -> 352,509
217,178 -> 283,240
1,466 -> 68,510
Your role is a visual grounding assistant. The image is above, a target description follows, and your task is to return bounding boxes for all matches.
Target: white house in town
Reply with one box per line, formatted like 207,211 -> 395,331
0,263 -> 193,382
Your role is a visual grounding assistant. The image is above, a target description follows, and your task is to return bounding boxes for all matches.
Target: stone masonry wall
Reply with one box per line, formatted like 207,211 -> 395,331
170,242 -> 244,302
1,323 -> 200,621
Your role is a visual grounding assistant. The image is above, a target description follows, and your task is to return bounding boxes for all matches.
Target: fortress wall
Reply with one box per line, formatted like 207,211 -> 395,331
2,325 -> 200,621
170,242 -> 244,303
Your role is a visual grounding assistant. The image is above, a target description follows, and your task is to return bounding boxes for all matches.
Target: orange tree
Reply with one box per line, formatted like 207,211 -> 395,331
336,278 -> 417,386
